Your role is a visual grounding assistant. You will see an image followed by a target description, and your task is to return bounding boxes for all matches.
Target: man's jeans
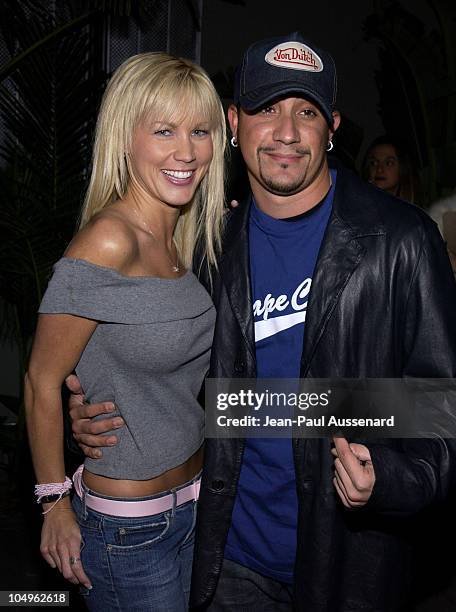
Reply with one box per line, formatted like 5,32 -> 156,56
206,558 -> 293,611
72,476 -> 198,611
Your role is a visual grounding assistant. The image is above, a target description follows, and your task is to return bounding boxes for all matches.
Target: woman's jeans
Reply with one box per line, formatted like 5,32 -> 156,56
71,474 -> 199,612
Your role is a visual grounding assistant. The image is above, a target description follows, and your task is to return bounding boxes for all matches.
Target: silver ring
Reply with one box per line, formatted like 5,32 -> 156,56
69,557 -> 80,565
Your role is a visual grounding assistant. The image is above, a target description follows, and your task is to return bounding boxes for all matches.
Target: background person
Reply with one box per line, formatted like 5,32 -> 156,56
24,52 -> 226,611
362,134 -> 422,204
428,194 -> 456,277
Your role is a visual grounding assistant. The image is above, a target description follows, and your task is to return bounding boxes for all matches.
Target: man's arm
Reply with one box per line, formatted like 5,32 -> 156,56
66,374 -> 124,459
365,217 -> 456,514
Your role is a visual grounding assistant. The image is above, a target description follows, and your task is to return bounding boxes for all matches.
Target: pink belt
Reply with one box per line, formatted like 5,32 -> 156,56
72,465 -> 200,518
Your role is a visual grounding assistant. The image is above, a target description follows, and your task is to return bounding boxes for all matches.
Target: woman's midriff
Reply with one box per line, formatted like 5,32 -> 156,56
82,444 -> 204,497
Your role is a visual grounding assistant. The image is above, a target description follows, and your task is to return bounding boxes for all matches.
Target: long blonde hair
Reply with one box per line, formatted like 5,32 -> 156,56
80,52 -> 226,271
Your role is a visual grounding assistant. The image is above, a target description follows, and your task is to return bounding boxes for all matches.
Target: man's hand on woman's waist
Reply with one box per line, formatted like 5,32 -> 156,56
66,374 -> 124,459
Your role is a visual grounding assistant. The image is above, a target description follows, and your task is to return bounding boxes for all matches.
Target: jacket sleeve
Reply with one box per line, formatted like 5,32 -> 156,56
367,216 -> 456,515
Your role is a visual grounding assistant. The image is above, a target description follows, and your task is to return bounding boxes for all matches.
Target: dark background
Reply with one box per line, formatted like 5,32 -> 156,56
0,1 -> 456,609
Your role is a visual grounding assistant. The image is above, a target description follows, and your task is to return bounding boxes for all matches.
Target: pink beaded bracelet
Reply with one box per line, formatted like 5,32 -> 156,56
35,477 -> 73,515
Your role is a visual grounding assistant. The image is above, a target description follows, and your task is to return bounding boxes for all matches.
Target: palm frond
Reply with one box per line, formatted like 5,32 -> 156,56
0,3 -> 106,354
364,0 -> 456,200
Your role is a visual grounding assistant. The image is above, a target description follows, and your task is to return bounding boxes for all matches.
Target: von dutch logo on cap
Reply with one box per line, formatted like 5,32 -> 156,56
265,41 -> 324,72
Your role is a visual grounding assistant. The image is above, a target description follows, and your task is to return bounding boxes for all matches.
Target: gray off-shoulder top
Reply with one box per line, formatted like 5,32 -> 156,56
39,257 -> 215,480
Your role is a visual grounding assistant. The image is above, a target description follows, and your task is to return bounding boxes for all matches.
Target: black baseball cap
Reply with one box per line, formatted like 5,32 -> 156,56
234,32 -> 337,127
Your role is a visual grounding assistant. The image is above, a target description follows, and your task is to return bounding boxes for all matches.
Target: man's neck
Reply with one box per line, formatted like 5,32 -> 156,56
250,164 -> 332,219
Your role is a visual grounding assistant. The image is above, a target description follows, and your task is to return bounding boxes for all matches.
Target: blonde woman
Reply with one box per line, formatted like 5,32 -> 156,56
25,52 -> 226,610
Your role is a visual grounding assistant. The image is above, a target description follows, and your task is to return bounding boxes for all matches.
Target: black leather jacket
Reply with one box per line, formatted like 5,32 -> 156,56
190,165 -> 456,611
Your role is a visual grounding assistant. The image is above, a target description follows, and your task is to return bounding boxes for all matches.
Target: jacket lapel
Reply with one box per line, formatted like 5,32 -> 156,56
219,197 -> 256,361
301,166 -> 386,375
300,215 -> 364,375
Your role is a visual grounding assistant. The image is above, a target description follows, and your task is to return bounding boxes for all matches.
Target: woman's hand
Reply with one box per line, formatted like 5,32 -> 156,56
40,506 -> 92,589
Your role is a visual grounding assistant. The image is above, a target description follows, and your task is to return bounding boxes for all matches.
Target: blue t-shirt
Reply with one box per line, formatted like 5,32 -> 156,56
224,170 -> 336,583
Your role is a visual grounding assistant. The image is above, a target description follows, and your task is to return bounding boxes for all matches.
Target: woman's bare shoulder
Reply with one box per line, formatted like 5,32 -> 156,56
64,208 -> 138,272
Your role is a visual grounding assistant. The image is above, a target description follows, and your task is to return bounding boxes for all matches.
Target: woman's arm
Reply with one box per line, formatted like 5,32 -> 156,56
25,312 -> 97,588
26,212 -> 137,586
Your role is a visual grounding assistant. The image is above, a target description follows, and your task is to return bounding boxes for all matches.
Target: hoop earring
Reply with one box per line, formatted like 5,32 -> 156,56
326,140 -> 334,152
230,136 -> 238,148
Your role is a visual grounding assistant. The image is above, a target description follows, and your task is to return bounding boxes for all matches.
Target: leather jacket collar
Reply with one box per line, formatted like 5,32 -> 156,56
218,163 -> 387,374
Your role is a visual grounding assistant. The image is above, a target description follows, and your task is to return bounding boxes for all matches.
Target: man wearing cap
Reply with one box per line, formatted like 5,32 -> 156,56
68,33 -> 456,611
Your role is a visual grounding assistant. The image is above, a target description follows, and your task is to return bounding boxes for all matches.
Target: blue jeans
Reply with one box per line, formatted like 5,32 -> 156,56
72,475 -> 199,612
